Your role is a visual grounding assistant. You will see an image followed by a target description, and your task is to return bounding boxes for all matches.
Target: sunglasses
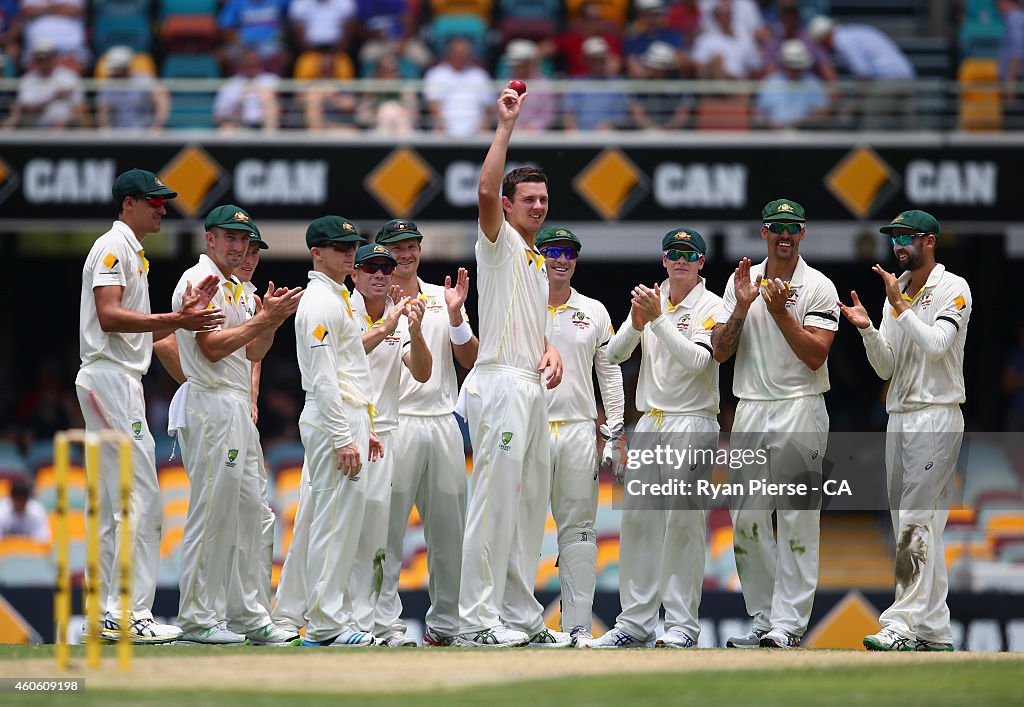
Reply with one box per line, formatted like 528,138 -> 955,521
666,249 -> 702,262
540,246 -> 578,260
140,196 -> 166,209
889,232 -> 928,247
382,220 -> 418,234
764,222 -> 804,234
357,262 -> 395,275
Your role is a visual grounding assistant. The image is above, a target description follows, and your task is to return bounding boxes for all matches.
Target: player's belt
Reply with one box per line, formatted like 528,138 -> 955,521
474,363 -> 542,383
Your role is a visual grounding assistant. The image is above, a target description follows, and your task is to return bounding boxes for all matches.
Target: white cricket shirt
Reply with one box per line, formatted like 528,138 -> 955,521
350,290 -> 409,434
859,264 -> 971,413
172,254 -> 253,394
79,221 -> 152,376
398,279 -> 466,417
474,220 -> 548,372
723,256 -> 839,401
545,288 -> 624,428
608,278 -> 724,418
295,271 -> 373,449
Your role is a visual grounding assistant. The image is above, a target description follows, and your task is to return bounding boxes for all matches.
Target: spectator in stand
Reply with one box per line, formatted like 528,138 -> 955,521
423,36 -> 492,137
499,39 -> 557,132
807,15 -> 915,80
356,53 -> 419,133
698,0 -> 767,45
95,46 -> 170,131
564,36 -> 628,131
289,0 -> 358,53
302,51 -> 360,131
0,480 -> 50,544
353,0 -> 432,75
0,0 -> 20,67
666,0 -> 701,44
998,0 -> 1024,85
1,40 -> 84,129
552,0 -> 624,77
755,38 -> 829,129
629,40 -> 692,130
19,0 -> 87,70
624,0 -> 687,78
691,0 -> 763,80
219,0 -> 291,75
214,48 -> 280,132
761,0 -> 836,82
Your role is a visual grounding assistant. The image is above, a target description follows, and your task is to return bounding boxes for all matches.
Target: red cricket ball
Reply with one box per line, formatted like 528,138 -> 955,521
508,79 -> 527,96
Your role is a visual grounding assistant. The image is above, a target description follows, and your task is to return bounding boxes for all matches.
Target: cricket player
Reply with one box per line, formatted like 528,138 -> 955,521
590,229 -> 723,649
374,219 -> 478,647
154,229 -> 276,613
346,243 -> 431,642
76,168 -> 222,643
456,85 -> 567,648
712,199 -> 839,649
280,216 -> 381,647
531,226 -> 625,646
174,205 -> 302,645
840,210 -> 970,652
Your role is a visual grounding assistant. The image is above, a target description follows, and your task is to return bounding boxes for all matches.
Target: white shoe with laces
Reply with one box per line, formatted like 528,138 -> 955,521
247,623 -> 301,646
863,627 -> 914,652
179,622 -> 248,645
569,627 -> 593,647
655,627 -> 697,648
725,628 -> 767,648
528,628 -> 572,647
455,625 -> 530,647
582,627 -> 654,649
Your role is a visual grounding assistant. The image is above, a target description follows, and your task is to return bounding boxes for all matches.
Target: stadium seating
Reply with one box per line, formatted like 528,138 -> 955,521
293,51 -> 356,80
499,0 -> 559,19
34,465 -> 86,511
498,16 -> 559,46
95,49 -> 158,78
0,538 -> 55,586
93,0 -> 153,17
159,0 -> 216,19
93,14 -> 152,55
959,19 -> 1005,59
160,15 -> 220,54
359,56 -> 421,79
430,14 -> 490,58
959,57 -> 1002,131
431,0 -> 493,19
565,0 -> 628,24
694,95 -> 753,131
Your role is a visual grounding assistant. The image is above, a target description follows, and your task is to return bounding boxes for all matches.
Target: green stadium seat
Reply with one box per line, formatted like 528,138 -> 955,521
499,0 -> 558,19
93,14 -> 152,55
93,0 -> 153,18
959,19 -> 1005,59
159,0 -> 216,19
431,15 -> 489,58
161,53 -> 220,78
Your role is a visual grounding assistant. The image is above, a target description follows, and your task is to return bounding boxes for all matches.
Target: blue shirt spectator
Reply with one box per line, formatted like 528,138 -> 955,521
624,0 -> 685,78
564,37 -> 628,131
756,39 -> 828,128
808,16 -> 915,80
356,0 -> 405,41
998,0 -> 1024,81
219,0 -> 290,57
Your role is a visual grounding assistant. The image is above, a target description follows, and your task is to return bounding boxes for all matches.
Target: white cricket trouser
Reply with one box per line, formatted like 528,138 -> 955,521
377,414 -> 466,639
548,420 -> 599,632
177,384 -> 270,633
730,395 -> 828,637
345,429 -> 395,635
224,440 -> 276,621
879,405 -> 963,643
271,460 -> 310,632
616,413 -> 719,641
301,400 -> 371,643
459,365 -> 551,635
74,363 -> 161,621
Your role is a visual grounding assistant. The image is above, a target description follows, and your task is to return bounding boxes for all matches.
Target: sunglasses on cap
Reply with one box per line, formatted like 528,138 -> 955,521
890,232 -> 928,248
764,222 -> 803,235
357,262 -> 395,275
382,219 -> 418,234
139,195 -> 166,209
540,245 -> 578,260
666,249 -> 702,262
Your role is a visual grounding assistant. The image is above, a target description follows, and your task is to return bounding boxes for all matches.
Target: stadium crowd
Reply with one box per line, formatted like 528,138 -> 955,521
0,0 -> 948,132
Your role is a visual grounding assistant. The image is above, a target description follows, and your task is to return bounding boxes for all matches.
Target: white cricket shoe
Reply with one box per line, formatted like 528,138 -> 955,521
301,630 -> 375,647
863,627 -> 914,652
725,628 -> 767,648
760,628 -> 802,649
179,622 -> 248,645
528,628 -> 572,647
455,625 -> 530,647
583,627 -> 654,649
247,623 -> 301,646
569,627 -> 593,647
655,627 -> 697,648
100,614 -> 183,644
423,626 -> 457,646
378,632 -> 418,647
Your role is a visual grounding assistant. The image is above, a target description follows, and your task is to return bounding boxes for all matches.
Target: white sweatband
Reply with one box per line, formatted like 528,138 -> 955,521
450,320 -> 473,345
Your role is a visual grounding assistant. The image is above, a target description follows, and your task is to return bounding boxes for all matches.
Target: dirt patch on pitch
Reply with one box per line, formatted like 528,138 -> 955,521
5,649 -> 1022,693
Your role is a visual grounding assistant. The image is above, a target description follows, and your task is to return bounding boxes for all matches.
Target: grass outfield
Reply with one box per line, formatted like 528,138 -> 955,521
0,645 -> 1021,706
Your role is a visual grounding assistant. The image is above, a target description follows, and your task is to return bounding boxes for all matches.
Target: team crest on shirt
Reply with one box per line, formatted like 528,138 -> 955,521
919,288 -> 934,308
676,313 -> 691,331
419,293 -> 444,311
131,421 -> 143,440
571,310 -> 591,330
786,288 -> 800,308
499,431 -> 514,451
226,449 -> 238,467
